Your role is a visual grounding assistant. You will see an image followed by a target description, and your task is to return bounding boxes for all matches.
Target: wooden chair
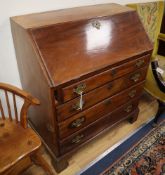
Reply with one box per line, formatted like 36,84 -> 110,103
0,82 -> 53,175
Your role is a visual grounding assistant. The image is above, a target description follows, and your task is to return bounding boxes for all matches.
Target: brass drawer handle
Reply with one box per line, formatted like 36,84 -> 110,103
71,134 -> 84,144
128,90 -> 136,98
73,83 -> 86,95
92,20 -> 101,29
72,101 -> 85,111
130,73 -> 141,82
124,105 -> 133,113
69,116 -> 86,128
136,59 -> 145,68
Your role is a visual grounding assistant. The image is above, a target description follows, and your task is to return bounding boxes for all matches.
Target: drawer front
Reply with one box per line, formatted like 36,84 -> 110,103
61,54 -> 150,103
59,100 -> 139,154
58,82 -> 144,139
57,67 -> 147,121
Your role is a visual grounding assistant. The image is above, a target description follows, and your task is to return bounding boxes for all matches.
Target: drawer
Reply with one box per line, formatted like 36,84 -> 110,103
58,82 -> 144,139
59,100 -> 139,154
61,54 -> 150,103
57,67 -> 147,121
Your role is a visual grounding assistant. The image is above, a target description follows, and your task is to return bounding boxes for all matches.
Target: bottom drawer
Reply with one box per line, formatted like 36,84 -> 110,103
59,99 -> 139,155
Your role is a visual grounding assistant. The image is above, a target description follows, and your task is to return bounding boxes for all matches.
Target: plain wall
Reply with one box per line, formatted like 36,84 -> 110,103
0,0 -> 155,88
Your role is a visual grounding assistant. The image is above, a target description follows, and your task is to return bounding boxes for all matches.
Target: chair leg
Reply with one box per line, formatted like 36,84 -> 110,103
153,100 -> 165,127
31,149 -> 54,175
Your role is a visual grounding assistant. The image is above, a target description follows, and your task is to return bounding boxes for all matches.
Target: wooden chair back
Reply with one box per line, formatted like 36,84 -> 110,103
0,82 -> 40,128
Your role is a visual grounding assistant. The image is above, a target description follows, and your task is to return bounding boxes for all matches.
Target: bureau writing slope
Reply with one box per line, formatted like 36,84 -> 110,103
11,3 -> 153,172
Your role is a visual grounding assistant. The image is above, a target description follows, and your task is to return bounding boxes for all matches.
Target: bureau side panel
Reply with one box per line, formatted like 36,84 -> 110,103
10,19 -> 60,157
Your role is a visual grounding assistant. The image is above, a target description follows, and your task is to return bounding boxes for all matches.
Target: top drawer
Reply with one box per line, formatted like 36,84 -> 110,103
60,54 -> 150,103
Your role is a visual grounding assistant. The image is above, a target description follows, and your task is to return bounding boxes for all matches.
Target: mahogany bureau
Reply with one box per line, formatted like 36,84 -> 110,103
10,3 -> 153,172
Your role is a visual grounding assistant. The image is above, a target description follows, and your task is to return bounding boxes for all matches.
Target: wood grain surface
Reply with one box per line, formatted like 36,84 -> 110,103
10,3 -> 153,172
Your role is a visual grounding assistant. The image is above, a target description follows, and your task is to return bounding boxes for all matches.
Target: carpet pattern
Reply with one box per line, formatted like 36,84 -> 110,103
101,121 -> 165,175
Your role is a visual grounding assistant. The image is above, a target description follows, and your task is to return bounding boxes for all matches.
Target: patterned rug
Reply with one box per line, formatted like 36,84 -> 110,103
79,115 -> 165,175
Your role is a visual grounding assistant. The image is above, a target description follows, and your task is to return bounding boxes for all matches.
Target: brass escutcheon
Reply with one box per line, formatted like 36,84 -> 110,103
71,134 -> 84,144
111,69 -> 117,76
107,82 -> 113,89
69,116 -> 86,128
104,99 -> 111,106
92,20 -> 101,29
73,83 -> 86,95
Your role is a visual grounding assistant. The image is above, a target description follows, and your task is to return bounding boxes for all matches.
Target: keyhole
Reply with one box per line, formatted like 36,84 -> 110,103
92,21 -> 101,29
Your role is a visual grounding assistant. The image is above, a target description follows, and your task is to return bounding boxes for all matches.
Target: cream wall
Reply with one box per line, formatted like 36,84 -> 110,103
0,0 -> 154,88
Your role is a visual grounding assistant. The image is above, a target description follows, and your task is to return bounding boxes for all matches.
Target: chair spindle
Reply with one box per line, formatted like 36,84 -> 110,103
13,94 -> 18,122
0,98 -> 5,120
4,90 -> 12,121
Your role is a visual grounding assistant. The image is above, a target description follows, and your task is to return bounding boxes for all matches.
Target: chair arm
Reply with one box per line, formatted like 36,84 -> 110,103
0,82 -> 40,105
158,33 -> 165,42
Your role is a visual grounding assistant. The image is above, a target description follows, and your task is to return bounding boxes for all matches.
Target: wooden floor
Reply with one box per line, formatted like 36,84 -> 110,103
23,92 -> 158,175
